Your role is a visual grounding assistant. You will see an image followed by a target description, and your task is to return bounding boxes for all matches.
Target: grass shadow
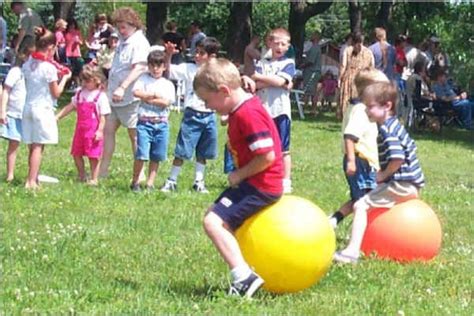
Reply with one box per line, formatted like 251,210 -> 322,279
411,126 -> 474,150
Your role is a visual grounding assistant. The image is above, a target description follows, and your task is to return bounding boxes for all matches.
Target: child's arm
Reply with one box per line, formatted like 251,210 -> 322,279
344,137 -> 357,176
55,102 -> 75,121
133,90 -> 170,108
376,159 -> 404,183
0,85 -> 10,124
252,72 -> 287,88
228,150 -> 275,187
49,71 -> 72,99
95,114 -> 106,141
163,41 -> 179,78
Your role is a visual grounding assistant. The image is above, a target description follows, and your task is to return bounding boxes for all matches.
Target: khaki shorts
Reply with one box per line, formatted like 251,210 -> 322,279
109,102 -> 139,128
359,181 -> 420,209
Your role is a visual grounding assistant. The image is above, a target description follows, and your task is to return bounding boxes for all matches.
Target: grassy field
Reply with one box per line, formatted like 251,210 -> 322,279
1,105 -> 473,315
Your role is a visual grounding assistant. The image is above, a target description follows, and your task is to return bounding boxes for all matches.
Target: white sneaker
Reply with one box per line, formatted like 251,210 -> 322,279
192,180 -> 209,194
160,178 -> 177,192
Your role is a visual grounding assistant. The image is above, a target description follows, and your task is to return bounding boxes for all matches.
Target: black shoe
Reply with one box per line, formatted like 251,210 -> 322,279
228,272 -> 264,298
130,183 -> 141,192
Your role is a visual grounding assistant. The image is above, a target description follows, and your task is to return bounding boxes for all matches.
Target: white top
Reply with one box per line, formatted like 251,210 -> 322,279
71,88 -> 111,115
402,45 -> 420,80
133,74 -> 175,119
168,62 -> 211,112
108,30 -> 150,107
4,66 -> 26,118
255,57 -> 295,119
0,17 -> 6,50
22,57 -> 58,110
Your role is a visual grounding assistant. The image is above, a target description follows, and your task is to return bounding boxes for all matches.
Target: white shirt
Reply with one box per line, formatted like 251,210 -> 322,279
22,57 -> 58,110
71,88 -> 111,116
4,66 -> 26,118
168,62 -> 211,112
108,30 -> 150,107
133,74 -> 175,119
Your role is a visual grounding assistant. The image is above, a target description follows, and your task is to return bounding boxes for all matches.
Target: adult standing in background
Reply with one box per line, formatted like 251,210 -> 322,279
0,16 -> 7,62
243,35 -> 260,76
300,32 -> 322,112
338,32 -> 374,120
10,1 -> 43,54
99,7 -> 150,178
162,21 -> 186,65
339,33 -> 352,64
369,27 -> 395,80
188,21 -> 206,57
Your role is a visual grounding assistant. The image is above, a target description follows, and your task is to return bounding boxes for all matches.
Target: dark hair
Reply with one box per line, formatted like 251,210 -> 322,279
10,1 -> 23,9
66,18 -> 79,30
147,50 -> 166,66
196,37 -> 221,56
414,61 -> 425,74
34,27 -> 56,51
166,21 -> 178,31
395,34 -> 407,46
191,21 -> 201,28
351,32 -> 363,44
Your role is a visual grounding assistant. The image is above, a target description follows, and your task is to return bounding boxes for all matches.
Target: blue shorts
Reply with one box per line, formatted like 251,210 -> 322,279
273,114 -> 291,153
174,108 -> 217,160
1,116 -> 22,142
213,181 -> 281,231
135,120 -> 169,162
343,155 -> 377,201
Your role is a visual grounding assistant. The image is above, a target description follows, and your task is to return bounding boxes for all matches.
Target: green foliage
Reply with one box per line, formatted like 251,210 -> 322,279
252,2 -> 289,37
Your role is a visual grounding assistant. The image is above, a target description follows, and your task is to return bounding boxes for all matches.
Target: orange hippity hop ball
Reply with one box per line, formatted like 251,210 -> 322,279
361,199 -> 442,262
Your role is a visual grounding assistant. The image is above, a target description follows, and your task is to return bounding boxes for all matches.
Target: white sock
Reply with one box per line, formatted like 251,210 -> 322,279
169,165 -> 181,182
329,217 -> 338,229
230,264 -> 252,282
194,162 -> 206,182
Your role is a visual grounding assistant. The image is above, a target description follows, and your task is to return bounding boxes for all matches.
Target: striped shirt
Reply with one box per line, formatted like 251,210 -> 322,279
378,116 -> 425,187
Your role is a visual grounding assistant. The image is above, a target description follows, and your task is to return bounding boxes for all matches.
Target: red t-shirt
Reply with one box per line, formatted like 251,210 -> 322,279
227,96 -> 284,195
395,47 -> 406,74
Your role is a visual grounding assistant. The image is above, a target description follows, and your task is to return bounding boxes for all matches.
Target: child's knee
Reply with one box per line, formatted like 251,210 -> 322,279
203,208 -> 218,232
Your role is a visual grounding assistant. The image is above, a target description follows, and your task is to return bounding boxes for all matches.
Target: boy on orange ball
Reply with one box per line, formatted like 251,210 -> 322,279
334,81 -> 425,264
194,58 -> 284,297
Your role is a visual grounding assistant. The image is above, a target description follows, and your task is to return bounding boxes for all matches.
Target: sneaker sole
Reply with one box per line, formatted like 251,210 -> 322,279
245,278 -> 264,298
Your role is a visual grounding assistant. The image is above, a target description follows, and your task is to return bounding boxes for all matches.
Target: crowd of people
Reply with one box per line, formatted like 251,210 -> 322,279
0,2 -> 471,299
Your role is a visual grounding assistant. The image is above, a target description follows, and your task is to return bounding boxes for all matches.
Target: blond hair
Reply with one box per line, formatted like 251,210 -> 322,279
361,81 -> 399,112
55,18 -> 67,30
193,58 -> 241,92
375,27 -> 387,41
270,28 -> 291,43
354,68 -> 389,96
80,64 -> 106,88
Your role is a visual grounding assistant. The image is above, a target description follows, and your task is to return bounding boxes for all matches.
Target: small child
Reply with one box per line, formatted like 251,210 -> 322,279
0,54 -> 27,182
129,50 -> 175,191
334,81 -> 425,263
160,37 -> 221,193
56,64 -> 110,185
95,32 -> 119,78
328,68 -> 389,228
22,27 -> 71,189
320,70 -> 338,106
253,28 -> 296,194
194,58 -> 283,298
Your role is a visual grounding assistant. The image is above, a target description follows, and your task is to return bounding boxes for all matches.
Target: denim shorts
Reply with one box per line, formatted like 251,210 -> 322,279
1,116 -> 22,142
135,120 -> 169,162
343,155 -> 377,201
174,108 -> 217,160
273,114 -> 291,153
212,181 -> 281,231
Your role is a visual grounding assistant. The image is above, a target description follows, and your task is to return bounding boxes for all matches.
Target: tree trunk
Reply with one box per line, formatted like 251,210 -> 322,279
226,1 -> 252,64
52,0 -> 76,21
348,0 -> 362,34
376,1 -> 393,29
146,2 -> 168,45
289,0 -> 333,63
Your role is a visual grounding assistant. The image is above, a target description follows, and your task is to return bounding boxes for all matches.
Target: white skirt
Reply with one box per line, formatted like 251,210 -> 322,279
22,105 -> 58,144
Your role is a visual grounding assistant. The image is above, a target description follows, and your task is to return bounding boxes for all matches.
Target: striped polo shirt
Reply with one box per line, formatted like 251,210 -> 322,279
378,116 -> 425,187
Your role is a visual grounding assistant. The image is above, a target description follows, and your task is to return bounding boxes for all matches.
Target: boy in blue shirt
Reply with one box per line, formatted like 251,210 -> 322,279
334,81 -> 425,264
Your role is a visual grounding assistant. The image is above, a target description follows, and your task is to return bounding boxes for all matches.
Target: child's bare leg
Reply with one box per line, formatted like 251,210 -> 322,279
339,199 -> 370,259
203,210 -> 247,269
147,161 -> 159,187
26,144 -> 43,189
132,160 -> 144,185
73,156 -> 86,181
88,158 -> 100,184
6,140 -> 20,181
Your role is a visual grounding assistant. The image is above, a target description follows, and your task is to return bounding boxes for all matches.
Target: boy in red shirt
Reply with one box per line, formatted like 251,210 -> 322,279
193,58 -> 284,298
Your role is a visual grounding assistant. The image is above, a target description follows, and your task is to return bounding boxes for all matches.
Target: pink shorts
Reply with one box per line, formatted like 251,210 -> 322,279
71,127 -> 103,159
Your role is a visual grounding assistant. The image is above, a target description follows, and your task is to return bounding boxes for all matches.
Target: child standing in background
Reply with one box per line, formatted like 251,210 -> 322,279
0,54 -> 27,182
56,65 -> 110,185
130,50 -> 175,191
22,27 -> 71,189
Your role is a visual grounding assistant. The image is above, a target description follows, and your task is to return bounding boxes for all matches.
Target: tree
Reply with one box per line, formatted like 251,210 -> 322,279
376,0 -> 393,29
288,0 -> 333,62
348,0 -> 361,34
226,1 -> 252,63
145,1 -> 168,45
52,0 -> 76,21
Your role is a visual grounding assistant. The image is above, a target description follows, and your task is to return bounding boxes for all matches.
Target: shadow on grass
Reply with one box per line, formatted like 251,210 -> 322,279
411,127 -> 474,150
163,280 -> 223,299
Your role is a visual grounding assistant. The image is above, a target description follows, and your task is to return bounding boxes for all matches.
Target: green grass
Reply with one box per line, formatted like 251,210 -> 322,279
1,105 -> 473,315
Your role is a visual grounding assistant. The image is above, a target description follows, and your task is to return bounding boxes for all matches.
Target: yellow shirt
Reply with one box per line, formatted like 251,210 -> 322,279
341,101 -> 379,169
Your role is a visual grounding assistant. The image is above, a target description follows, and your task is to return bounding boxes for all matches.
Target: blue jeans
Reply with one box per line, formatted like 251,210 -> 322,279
223,143 -> 236,174
452,99 -> 474,129
135,121 -> 169,162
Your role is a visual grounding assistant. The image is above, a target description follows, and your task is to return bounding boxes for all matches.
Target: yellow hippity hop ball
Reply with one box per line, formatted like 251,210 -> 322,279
235,195 -> 336,293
